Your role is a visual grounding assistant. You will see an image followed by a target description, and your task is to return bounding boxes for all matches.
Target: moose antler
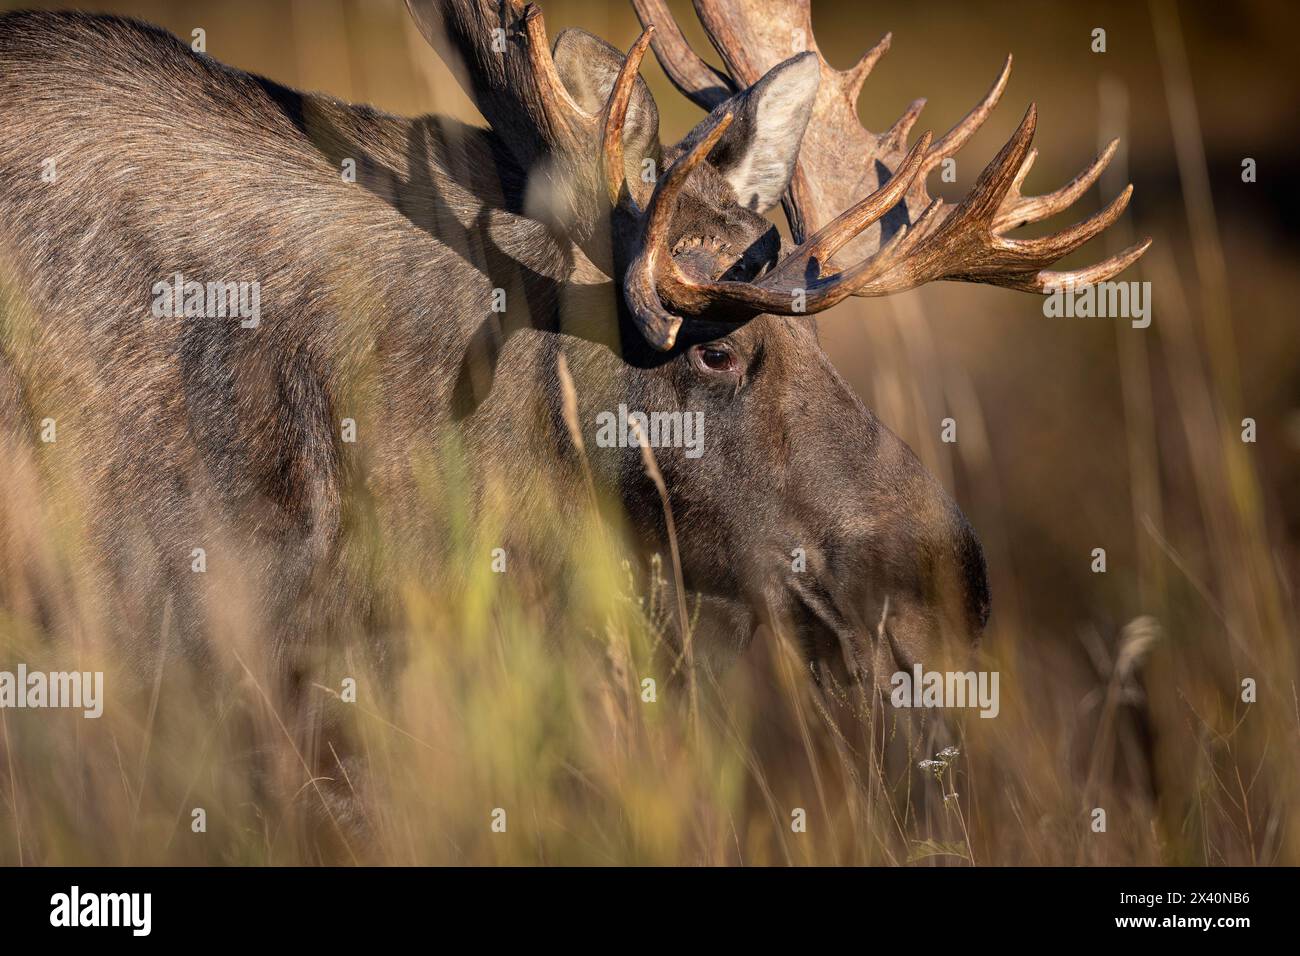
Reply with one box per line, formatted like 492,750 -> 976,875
413,1 -> 1148,350
631,0 -> 1150,297
408,0 -> 658,234
625,118 -> 935,337
411,0 -> 949,349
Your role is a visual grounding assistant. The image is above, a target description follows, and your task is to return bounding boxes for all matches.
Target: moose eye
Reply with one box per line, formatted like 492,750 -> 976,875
691,343 -> 739,376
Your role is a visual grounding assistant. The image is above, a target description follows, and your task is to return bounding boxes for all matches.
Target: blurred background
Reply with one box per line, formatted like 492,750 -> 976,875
0,0 -> 1296,865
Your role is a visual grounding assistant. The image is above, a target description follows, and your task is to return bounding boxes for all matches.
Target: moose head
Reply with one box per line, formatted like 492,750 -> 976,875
406,0 -> 1148,688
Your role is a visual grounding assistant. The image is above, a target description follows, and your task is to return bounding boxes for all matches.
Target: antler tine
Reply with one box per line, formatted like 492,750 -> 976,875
919,55 -> 1013,175
843,33 -> 892,103
516,2 -> 590,148
409,0 -> 596,172
624,110 -> 736,349
630,0 -> 735,110
944,104 -> 1039,230
600,27 -> 656,210
993,138 -> 1119,233
883,99 -> 927,152
996,183 -> 1133,266
1015,237 -> 1153,293
1010,147 -> 1038,195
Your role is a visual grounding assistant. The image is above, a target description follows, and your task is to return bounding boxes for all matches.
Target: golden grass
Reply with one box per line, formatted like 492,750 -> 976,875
0,342 -> 1293,866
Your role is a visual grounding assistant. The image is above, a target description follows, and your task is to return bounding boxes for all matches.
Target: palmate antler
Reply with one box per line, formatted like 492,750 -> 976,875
631,0 -> 1150,299
411,0 -> 943,348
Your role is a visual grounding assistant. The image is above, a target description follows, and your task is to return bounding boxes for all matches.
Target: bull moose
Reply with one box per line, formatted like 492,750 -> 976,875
0,0 -> 1146,697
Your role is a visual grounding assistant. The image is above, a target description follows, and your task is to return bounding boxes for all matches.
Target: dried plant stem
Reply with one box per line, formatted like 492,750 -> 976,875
627,417 -> 697,739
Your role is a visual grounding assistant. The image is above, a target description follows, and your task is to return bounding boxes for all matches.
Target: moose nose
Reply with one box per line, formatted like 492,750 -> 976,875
951,513 -> 991,632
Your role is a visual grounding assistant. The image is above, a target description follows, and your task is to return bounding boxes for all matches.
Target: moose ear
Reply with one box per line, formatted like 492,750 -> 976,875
704,52 -> 820,213
552,29 -> 660,177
